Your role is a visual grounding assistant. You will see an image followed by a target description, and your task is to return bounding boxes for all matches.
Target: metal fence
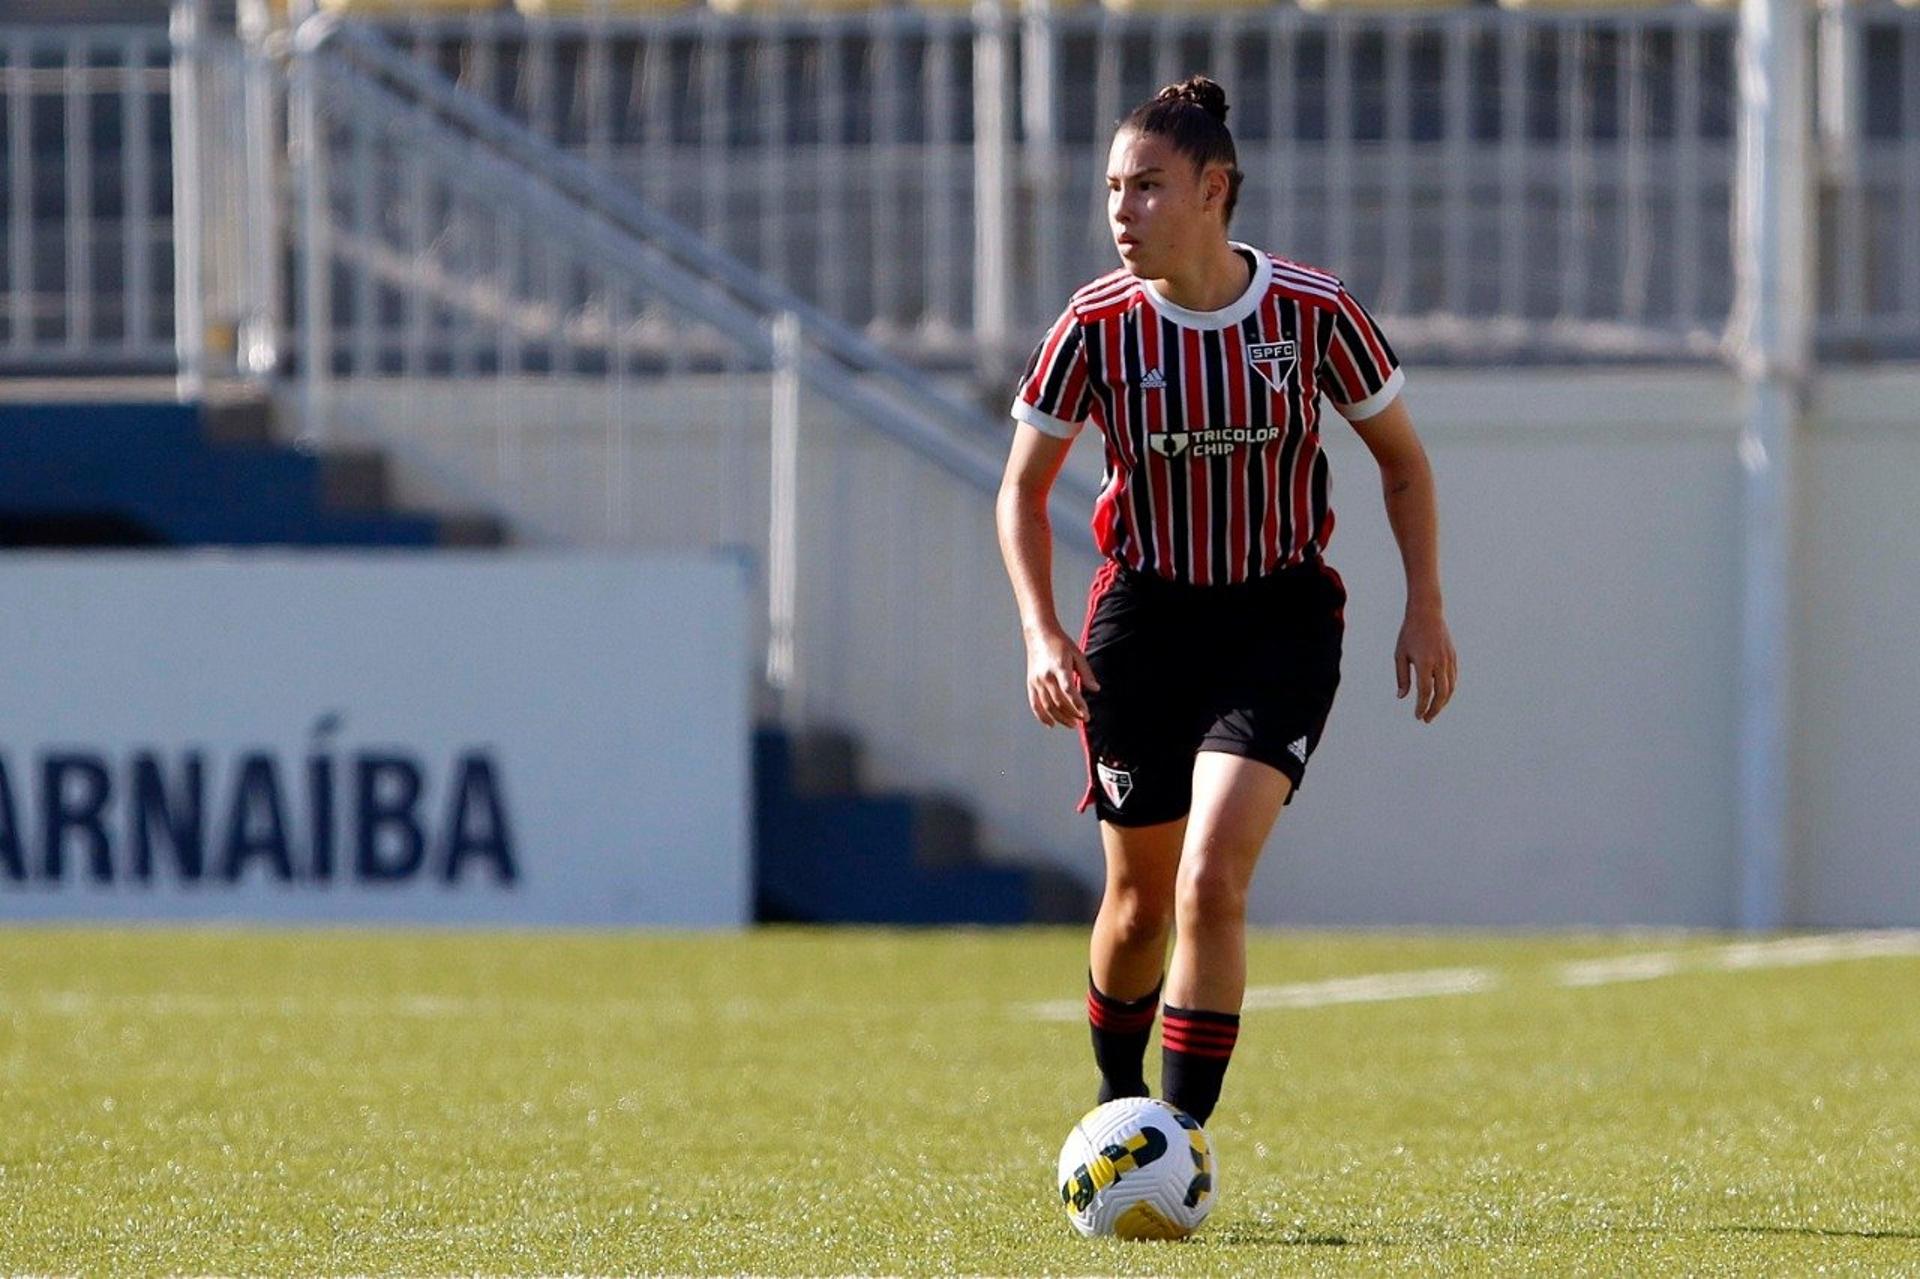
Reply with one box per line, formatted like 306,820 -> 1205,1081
371,3 -> 1920,365
286,20 -> 1109,856
0,25 -> 174,369
5,5 -> 1920,379
376,6 -> 1759,365
1820,1 -> 1920,355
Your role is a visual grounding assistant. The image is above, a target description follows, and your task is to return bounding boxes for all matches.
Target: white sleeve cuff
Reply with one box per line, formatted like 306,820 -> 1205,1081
1010,398 -> 1084,441
1335,366 -> 1406,422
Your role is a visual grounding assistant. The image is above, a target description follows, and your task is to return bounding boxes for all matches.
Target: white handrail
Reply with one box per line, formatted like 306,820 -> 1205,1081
294,13 -> 1099,544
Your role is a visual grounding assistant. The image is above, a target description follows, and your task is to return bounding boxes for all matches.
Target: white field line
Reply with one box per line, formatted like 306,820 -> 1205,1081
1242,966 -> 1496,1011
8,932 -> 1919,1025
1557,928 -> 1920,988
1555,952 -> 1690,987
1023,931 -> 1920,1020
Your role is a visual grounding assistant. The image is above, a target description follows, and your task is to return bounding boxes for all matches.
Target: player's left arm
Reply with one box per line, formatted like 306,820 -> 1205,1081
1346,396 -> 1458,723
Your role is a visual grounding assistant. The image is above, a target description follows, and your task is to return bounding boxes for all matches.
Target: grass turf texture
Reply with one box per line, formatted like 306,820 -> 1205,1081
2,930 -> 1917,1275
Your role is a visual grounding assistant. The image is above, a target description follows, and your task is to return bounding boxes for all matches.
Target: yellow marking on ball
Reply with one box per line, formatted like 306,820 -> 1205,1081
1109,1129 -> 1158,1175
1113,1201 -> 1190,1241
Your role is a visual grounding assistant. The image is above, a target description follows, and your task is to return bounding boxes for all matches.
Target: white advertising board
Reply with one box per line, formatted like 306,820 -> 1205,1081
0,553 -> 750,926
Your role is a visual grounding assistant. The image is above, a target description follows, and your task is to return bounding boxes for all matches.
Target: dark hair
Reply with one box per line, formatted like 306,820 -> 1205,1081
1120,76 -> 1243,225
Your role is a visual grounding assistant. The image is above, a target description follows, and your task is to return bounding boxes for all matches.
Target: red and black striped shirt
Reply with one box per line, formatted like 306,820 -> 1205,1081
1012,244 -> 1404,586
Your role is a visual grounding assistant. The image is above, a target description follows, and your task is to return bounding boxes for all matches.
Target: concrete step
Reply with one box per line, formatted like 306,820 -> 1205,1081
435,512 -> 512,548
317,449 -> 392,513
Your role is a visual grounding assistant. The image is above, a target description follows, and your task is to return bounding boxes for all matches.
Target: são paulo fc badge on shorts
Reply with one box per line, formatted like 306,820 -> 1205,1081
1096,760 -> 1134,809
1248,339 -> 1298,391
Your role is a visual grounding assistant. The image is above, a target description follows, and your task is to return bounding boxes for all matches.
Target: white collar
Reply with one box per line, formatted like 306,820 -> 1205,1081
1140,243 -> 1270,329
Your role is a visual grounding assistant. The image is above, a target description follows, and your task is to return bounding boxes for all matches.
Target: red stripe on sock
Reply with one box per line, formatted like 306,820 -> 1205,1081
1161,1015 -> 1239,1035
1087,992 -> 1157,1033
1161,1017 -> 1239,1057
1162,1020 -> 1238,1040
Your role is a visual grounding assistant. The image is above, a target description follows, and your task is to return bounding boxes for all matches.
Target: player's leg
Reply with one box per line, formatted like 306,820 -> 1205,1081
1086,815 -> 1182,1101
1159,751 -> 1293,1124
1077,563 -> 1198,1102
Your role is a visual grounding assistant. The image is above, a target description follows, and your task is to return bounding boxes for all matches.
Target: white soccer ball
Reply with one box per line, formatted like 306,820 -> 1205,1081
1056,1096 -> 1217,1240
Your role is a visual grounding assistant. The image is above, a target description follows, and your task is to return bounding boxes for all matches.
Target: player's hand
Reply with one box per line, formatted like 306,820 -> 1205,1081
1396,604 -> 1457,723
1024,625 -> 1101,727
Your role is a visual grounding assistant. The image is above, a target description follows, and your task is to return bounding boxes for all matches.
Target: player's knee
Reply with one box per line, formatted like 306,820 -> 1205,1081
1101,881 -> 1174,949
1174,859 -> 1248,930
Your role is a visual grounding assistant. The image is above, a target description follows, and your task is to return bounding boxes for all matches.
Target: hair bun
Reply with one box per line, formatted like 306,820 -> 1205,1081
1155,76 -> 1229,126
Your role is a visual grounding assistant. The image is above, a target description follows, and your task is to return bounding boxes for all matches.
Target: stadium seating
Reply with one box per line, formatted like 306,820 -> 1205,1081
754,728 -> 1091,925
0,400 -> 499,548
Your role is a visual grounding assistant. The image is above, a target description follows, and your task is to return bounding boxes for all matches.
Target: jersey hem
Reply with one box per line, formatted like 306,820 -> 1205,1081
1011,398 -> 1083,440
1334,366 -> 1406,422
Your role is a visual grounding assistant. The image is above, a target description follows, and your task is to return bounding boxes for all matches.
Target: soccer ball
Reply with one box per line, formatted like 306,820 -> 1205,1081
1056,1096 -> 1217,1239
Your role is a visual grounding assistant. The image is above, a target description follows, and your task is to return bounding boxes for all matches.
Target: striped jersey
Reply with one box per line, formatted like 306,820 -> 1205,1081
1011,243 -> 1404,586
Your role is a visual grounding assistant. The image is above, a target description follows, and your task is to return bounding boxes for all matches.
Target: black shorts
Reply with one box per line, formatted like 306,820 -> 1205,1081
1077,558 -> 1346,827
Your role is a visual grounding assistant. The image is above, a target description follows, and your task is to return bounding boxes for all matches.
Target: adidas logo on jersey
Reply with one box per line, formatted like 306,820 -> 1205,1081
1287,736 -> 1310,763
1139,367 -> 1167,391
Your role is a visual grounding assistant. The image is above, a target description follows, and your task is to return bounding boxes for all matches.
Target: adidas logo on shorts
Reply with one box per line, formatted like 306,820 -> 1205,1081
1287,737 -> 1310,763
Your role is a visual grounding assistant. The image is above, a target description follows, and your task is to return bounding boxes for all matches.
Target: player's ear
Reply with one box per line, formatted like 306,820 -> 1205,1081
1200,164 -> 1228,214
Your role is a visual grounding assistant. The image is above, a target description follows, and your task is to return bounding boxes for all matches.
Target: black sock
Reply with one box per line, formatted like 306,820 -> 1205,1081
1087,974 -> 1161,1103
1159,1004 -> 1240,1125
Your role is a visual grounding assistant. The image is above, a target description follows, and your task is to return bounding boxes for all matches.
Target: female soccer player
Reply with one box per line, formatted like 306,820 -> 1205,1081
996,76 -> 1458,1126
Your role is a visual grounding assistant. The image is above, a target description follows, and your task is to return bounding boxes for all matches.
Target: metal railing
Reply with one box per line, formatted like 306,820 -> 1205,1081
1818,1 -> 1920,356
0,25 -> 175,369
370,5 -> 1756,364
293,15 -> 1093,518
288,15 -> 1111,835
9,5 -> 1920,378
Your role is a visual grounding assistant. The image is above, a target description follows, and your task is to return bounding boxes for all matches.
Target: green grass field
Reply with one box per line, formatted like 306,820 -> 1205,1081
3,927 -> 1918,1276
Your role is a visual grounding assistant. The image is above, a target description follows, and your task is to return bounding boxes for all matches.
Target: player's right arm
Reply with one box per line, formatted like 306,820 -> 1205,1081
996,423 -> 1101,728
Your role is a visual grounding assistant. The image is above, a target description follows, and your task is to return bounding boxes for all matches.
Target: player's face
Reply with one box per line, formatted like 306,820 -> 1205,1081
1106,130 -> 1216,278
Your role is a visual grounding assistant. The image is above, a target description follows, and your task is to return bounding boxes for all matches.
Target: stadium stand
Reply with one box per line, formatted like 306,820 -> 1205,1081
754,728 -> 1091,925
0,396 -> 502,548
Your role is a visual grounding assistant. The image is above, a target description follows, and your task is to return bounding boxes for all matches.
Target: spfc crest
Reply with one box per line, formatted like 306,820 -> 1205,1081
1248,339 -> 1298,391
1148,432 -> 1191,459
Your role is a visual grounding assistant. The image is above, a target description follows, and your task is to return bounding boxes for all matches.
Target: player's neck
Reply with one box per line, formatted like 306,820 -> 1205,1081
1152,243 -> 1251,315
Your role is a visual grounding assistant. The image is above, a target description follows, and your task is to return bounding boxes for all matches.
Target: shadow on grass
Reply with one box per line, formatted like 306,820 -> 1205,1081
1204,1225 -> 1358,1248
1718,1224 -> 1920,1243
